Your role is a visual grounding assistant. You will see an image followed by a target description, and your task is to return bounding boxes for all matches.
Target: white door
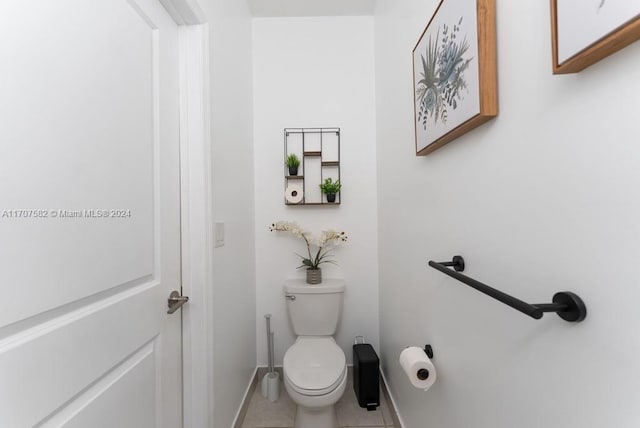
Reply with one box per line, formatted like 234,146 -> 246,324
0,0 -> 183,426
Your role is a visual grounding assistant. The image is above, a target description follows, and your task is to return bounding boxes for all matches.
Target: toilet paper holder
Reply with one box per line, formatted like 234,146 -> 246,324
423,344 -> 433,359
400,345 -> 437,389
418,345 -> 434,381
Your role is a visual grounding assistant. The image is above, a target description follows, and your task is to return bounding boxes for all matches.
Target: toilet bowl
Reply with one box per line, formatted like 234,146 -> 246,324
283,279 -> 347,428
283,337 -> 347,428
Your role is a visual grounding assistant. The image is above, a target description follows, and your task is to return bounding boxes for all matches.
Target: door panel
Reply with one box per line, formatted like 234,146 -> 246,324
0,0 -> 182,426
0,0 -> 156,327
0,286 -> 158,426
40,341 -> 157,428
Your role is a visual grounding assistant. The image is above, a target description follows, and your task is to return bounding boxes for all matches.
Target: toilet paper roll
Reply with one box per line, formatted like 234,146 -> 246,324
285,184 -> 304,204
399,346 -> 437,391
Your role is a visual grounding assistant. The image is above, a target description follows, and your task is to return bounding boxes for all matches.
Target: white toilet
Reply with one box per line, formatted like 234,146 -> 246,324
283,279 -> 347,428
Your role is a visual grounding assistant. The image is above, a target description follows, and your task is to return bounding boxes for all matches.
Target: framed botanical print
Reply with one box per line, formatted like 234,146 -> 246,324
412,0 -> 498,156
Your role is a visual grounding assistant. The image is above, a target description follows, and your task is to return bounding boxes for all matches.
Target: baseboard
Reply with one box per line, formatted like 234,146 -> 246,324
231,366 -> 259,428
379,368 -> 404,428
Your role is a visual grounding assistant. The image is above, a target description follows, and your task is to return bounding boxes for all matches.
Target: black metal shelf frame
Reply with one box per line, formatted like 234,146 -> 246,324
284,127 -> 340,205
428,256 -> 587,322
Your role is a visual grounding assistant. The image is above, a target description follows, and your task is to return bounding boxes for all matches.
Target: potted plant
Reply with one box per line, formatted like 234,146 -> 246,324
269,221 -> 348,284
319,178 -> 341,203
286,153 -> 300,176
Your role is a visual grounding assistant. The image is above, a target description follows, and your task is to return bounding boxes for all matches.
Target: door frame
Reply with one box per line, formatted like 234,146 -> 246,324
160,1 -> 213,427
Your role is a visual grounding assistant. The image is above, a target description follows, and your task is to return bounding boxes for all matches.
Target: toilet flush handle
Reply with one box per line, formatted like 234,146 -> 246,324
284,294 -> 296,301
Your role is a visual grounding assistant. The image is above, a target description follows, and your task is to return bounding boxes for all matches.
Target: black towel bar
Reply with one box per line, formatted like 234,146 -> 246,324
428,256 -> 587,322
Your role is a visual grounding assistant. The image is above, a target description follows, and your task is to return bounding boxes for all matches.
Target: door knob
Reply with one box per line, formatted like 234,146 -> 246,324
167,290 -> 189,314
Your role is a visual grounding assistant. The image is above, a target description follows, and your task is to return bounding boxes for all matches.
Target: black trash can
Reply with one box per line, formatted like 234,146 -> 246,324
352,336 -> 379,410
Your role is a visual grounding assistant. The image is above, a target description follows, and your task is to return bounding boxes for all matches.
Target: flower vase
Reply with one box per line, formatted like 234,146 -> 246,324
306,268 -> 322,284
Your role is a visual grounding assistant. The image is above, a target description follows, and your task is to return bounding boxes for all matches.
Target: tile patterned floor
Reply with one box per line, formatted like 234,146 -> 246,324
241,368 -> 396,428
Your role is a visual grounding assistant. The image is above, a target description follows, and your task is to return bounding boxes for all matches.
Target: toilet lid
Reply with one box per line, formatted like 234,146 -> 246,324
284,337 -> 346,394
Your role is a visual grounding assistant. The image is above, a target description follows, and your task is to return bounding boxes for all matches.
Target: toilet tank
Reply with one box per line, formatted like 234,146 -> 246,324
284,279 -> 345,336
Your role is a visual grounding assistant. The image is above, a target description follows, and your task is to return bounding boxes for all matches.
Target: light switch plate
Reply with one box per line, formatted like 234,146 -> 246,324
214,222 -> 225,247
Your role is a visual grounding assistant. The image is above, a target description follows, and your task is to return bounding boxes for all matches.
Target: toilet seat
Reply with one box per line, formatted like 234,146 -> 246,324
284,337 -> 346,397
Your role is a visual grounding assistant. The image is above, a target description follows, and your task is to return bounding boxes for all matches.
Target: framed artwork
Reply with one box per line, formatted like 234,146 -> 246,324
412,0 -> 497,156
551,0 -> 640,74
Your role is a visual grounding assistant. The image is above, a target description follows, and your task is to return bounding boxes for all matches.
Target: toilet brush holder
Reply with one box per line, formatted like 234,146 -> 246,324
262,371 -> 280,402
262,315 -> 280,401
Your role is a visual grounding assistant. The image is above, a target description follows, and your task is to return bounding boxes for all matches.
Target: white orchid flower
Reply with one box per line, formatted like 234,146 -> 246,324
269,221 -> 348,269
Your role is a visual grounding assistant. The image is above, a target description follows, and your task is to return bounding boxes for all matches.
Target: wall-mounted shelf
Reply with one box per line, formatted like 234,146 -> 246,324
284,127 -> 341,206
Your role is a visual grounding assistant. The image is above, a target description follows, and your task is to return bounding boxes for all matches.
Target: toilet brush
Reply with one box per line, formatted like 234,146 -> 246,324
261,314 -> 280,401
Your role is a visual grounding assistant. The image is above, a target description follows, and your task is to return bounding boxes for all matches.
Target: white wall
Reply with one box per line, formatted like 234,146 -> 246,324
253,16 -> 379,366
249,0 -> 376,17
375,1 -> 640,427
199,1 -> 256,427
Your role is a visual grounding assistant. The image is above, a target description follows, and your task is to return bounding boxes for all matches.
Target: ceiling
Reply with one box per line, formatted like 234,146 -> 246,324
248,0 -> 376,17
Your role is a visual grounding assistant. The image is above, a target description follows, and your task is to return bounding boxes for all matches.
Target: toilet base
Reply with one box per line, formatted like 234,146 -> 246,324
294,405 -> 337,428
284,365 -> 347,428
